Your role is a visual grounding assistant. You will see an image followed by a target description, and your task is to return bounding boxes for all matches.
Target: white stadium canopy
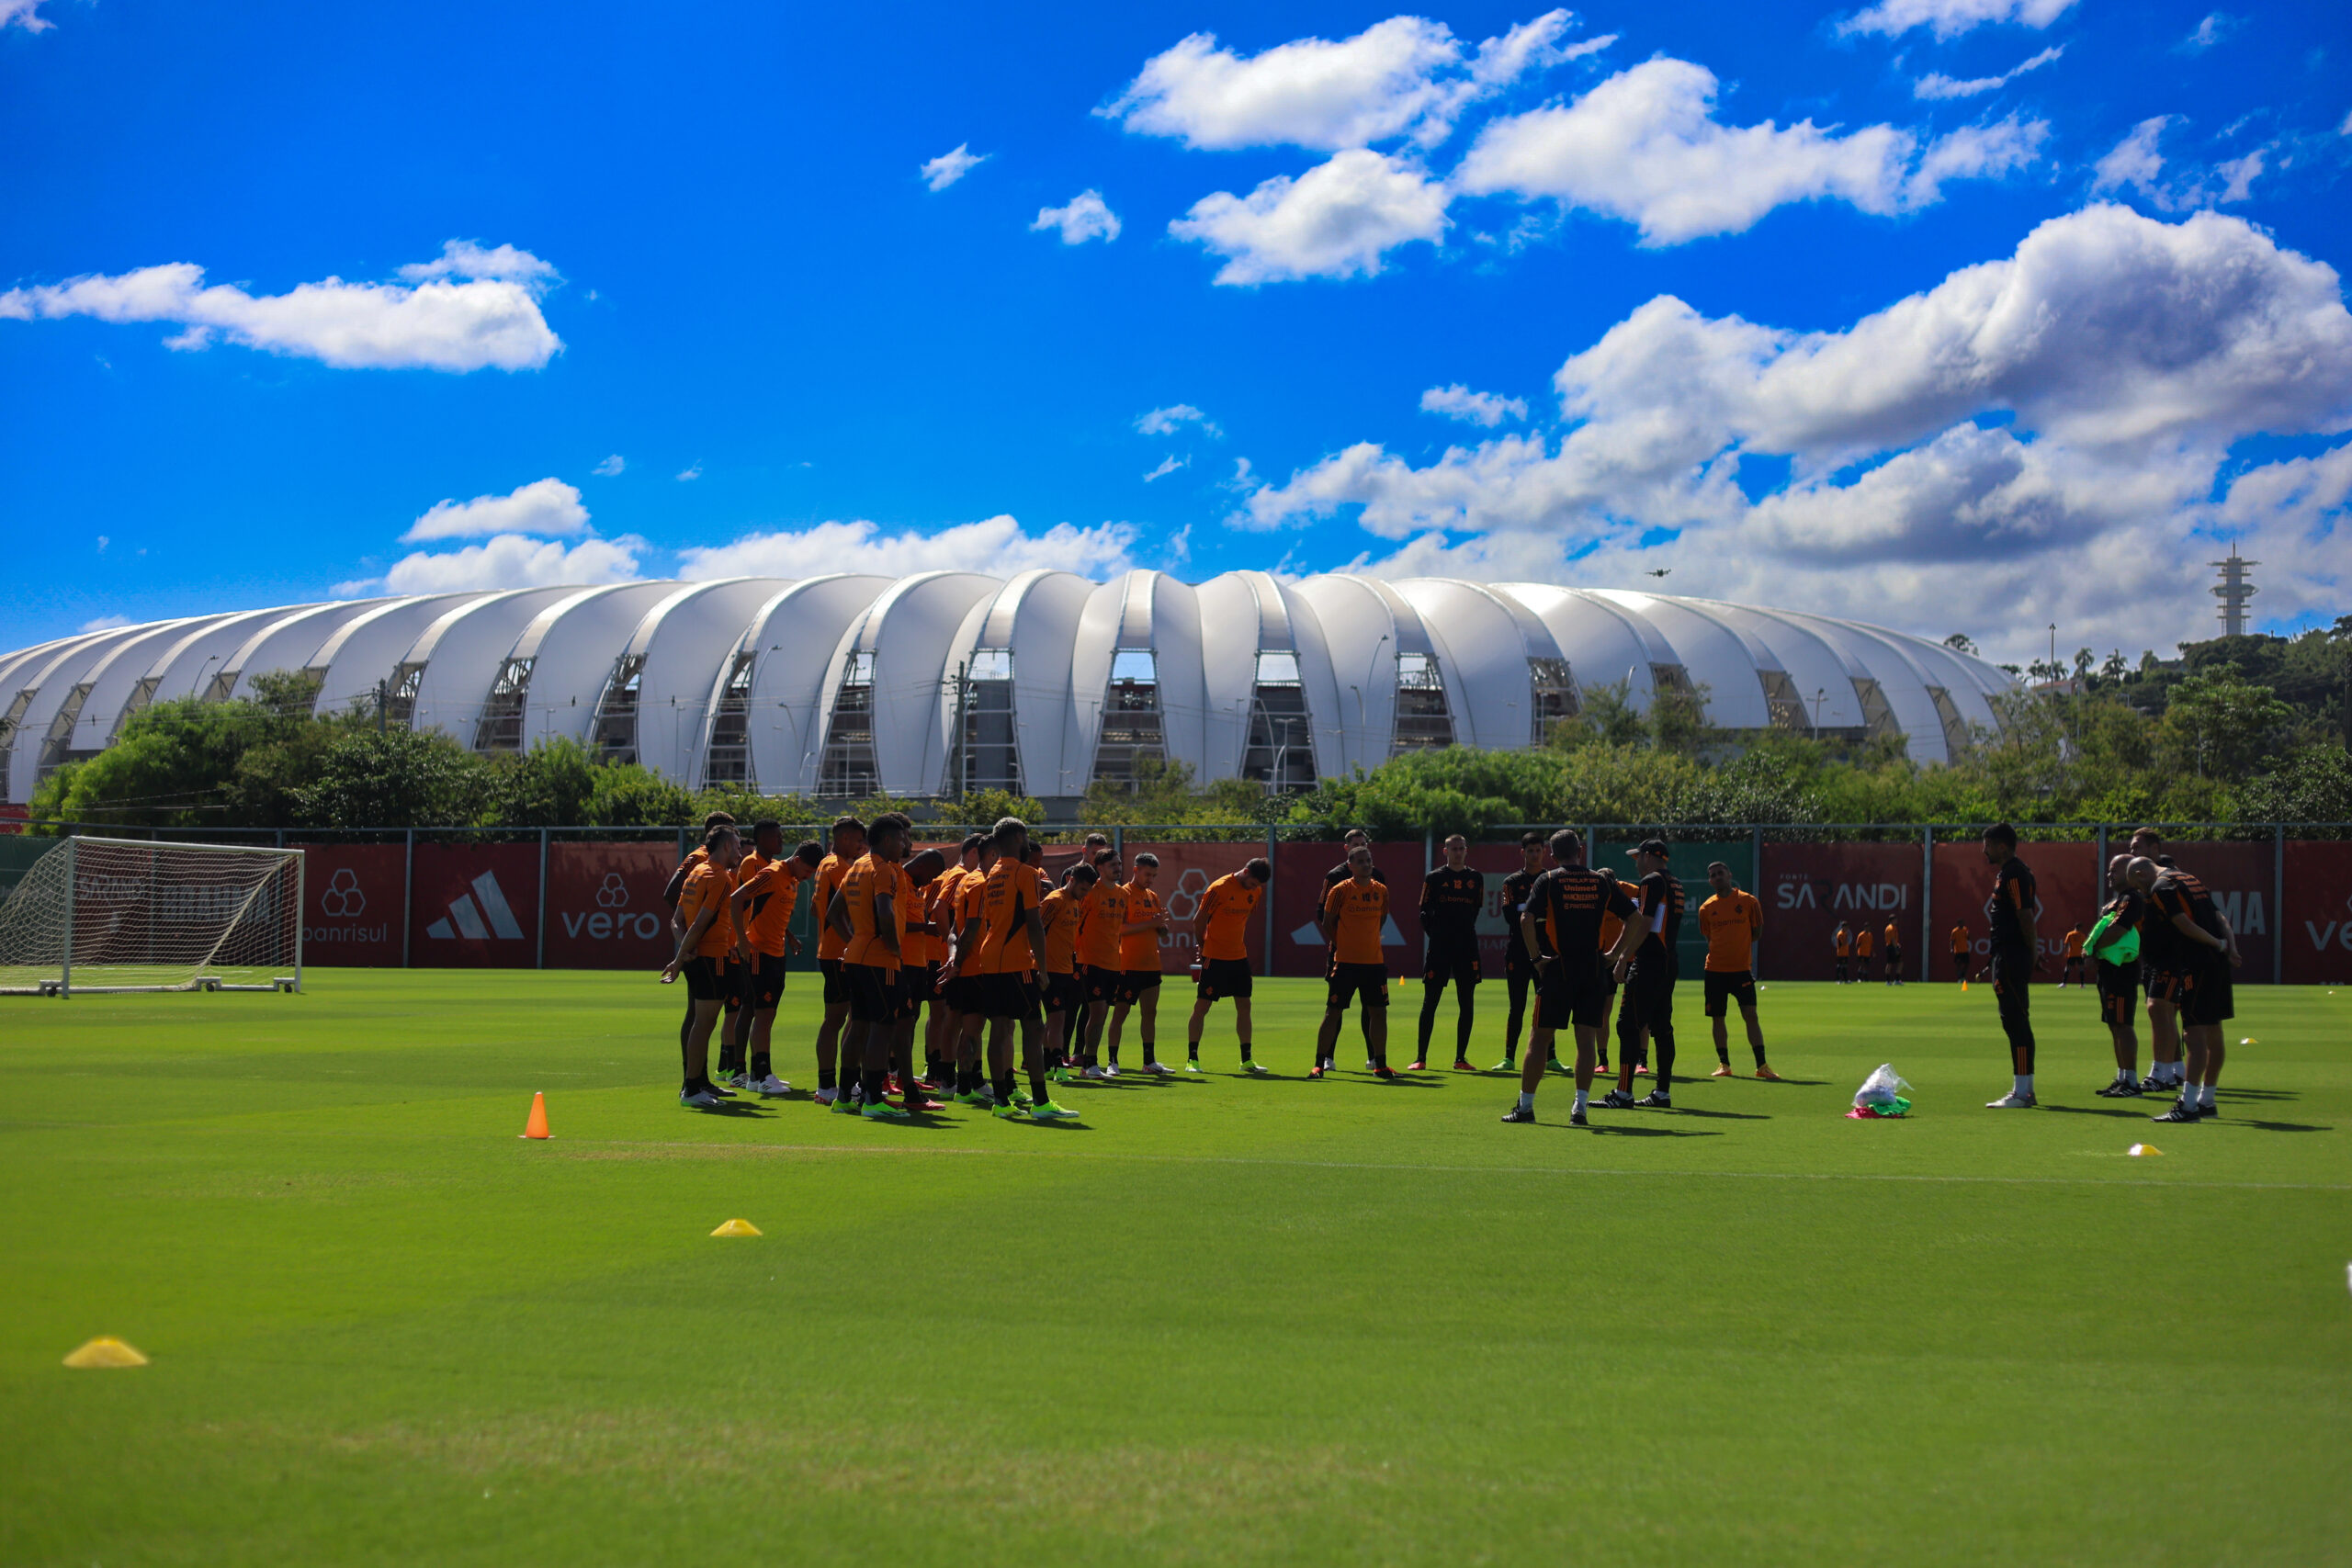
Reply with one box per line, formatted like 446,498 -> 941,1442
1,572 -> 2015,807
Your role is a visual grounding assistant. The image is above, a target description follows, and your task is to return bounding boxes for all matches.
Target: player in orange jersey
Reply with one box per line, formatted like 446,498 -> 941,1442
1695,862 -> 1773,1078
808,815 -> 866,1105
1950,922 -> 1972,984
1185,857 -> 1271,1073
2059,924 -> 2086,987
1853,923 -> 1874,983
1834,920 -> 1853,984
662,823 -> 744,1109
725,825 -> 822,1096
1114,853 -> 1173,1074
1076,850 -> 1129,1077
825,812 -> 913,1121
1883,919 -> 1905,987
1315,844 -> 1395,1079
1039,860 -> 1095,1083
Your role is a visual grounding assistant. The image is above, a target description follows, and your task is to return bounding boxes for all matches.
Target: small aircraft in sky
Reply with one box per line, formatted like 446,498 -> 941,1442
1645,568 -> 1671,578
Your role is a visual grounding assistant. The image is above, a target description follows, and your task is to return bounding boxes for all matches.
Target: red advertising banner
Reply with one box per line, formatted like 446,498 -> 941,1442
1270,841 -> 1426,977
2283,841 -> 2352,984
407,842 -> 539,968
2158,840 -> 2275,984
299,843 -> 405,966
542,840 -> 678,969
1115,842 -> 1259,973
1758,842 -> 1924,982
1931,840 -> 2097,981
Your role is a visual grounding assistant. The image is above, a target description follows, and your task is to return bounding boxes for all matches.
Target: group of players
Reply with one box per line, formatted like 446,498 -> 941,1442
1831,921 -> 1906,984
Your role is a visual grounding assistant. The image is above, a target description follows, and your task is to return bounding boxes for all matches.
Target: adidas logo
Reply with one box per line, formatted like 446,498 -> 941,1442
425,871 -> 526,941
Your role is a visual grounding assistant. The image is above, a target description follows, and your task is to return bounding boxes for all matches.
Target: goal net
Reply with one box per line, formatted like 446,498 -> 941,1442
0,838 -> 303,996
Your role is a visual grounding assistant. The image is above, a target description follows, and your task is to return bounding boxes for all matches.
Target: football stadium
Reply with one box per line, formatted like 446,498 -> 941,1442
0,572 -> 2014,809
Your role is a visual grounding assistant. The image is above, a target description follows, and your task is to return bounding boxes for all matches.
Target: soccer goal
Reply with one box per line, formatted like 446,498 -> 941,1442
0,837 -> 303,997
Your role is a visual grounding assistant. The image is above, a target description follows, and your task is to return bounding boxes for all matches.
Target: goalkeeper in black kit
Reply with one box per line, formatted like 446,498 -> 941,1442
1416,834 -> 1486,1071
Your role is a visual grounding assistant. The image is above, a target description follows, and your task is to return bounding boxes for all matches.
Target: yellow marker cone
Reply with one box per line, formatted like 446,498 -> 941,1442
2128,1144 -> 2162,1157
519,1091 -> 552,1140
2240,1036 -> 2256,1046
711,1218 -> 762,1237
63,1337 -> 148,1369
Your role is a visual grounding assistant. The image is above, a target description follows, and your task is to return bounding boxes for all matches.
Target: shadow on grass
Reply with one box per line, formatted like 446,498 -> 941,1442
2215,1087 -> 2300,1101
2225,1119 -> 2331,1133
1657,1106 -> 1770,1121
1581,1124 -> 1724,1138
2044,1103 -> 2158,1121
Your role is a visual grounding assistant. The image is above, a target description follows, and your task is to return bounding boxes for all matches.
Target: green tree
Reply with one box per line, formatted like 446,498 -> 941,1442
486,738 -> 601,829
293,728 -> 492,829
2155,670 -> 2295,780
1552,680 -> 1646,750
2236,747 -> 2352,823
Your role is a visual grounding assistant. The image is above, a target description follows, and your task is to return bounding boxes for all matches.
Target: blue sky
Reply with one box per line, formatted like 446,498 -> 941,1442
3,0 -> 2347,665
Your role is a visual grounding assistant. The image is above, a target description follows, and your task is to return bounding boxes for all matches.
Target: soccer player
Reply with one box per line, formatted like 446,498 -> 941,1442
662,824 -> 744,1108
893,846 -> 950,1106
1833,921 -> 1852,984
1077,851 -> 1129,1077
1599,872 -> 1640,1077
808,815 -> 866,1105
1039,861 -> 1093,1082
1492,832 -> 1545,1074
1502,829 -> 1642,1125
726,826 -> 821,1097
2059,925 -> 2086,987
2132,855 -> 2241,1123
662,811 -> 738,1078
956,818 -> 1078,1121
1315,845 -> 1395,1079
1598,840 -> 1686,1111
827,812 -> 912,1121
1117,852 -> 1172,1074
1883,919 -> 1905,986
1853,922 -> 1874,984
1322,829 -> 1387,1068
1696,862 -> 1774,1078
1980,823 -> 2043,1109
2089,853 -> 2147,1096
2130,826 -> 2186,1091
1950,922 -> 1972,983
1415,833 -> 1484,1071
1187,857 -> 1271,1073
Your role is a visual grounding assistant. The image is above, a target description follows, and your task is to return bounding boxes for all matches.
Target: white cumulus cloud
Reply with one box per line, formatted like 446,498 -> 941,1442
591,454 -> 625,477
1100,11 -> 1600,152
676,516 -> 1137,580
1143,455 -> 1187,482
1136,403 -> 1222,437
1914,44 -> 2063,98
1032,190 -> 1122,245
1421,384 -> 1528,425
401,478 -> 589,544
79,614 -> 130,632
395,240 -> 560,286
1170,149 -> 1449,283
2093,116 -> 2268,209
373,534 -> 647,595
1453,60 -> 2042,244
1839,0 -> 2076,41
0,244 -> 562,371
2,0 -> 52,32
2175,12 -> 2245,53
922,143 -> 989,191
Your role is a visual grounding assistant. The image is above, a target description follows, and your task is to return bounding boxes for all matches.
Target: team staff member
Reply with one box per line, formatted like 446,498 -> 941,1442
2130,827 -> 2185,1091
1600,840 -> 1686,1111
1883,919 -> 1905,986
1696,863 -> 1775,1078
1503,829 -> 1643,1126
1981,823 -> 2042,1109
2059,926 -> 2086,987
1116,853 -> 1172,1075
1950,923 -> 1972,983
1315,845 -> 1395,1080
2132,856 -> 2241,1123
1416,834 -> 1486,1071
1853,923 -> 1874,984
1492,833 -> 1546,1074
1186,858 -> 1271,1073
1077,851 -> 1129,1077
827,812 -> 913,1121
726,827 -> 822,1097
2089,853 -> 2147,1097
1039,862 -> 1093,1082
808,816 -> 866,1106
1834,922 -> 1853,984
662,824 -> 744,1109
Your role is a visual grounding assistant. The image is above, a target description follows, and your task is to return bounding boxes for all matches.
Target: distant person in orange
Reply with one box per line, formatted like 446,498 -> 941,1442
1882,919 -> 1905,986
2060,924 -> 2086,987
827,811 -> 914,1120
1038,860 -> 1092,1084
725,824 -> 821,1097
1108,853 -> 1172,1074
1950,922 -> 1972,983
1696,863 -> 1774,1078
807,815 -> 867,1105
1854,923 -> 1874,982
1834,920 -> 1853,984
662,823 -> 743,1109
1315,844 -> 1394,1080
1076,850 -> 1130,1077
1186,858 -> 1271,1074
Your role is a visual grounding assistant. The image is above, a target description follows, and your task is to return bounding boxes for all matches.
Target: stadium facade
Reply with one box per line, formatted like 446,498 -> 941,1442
0,572 -> 2015,808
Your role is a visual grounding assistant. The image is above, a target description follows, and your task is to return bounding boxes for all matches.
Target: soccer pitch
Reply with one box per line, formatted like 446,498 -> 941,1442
3,973 -> 2346,1566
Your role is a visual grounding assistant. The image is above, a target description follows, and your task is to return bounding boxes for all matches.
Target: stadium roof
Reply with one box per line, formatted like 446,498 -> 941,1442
0,573 -> 2015,806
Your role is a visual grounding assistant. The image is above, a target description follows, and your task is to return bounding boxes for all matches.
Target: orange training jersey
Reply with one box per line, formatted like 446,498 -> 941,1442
1040,887 -> 1081,974
814,852 -> 853,962
1119,886 -> 1163,971
954,868 -> 988,955
841,853 -> 901,970
735,858 -> 799,957
1951,925 -> 1969,953
678,862 -> 737,959
1196,873 -> 1260,963
1322,877 -> 1387,966
1697,889 -> 1762,972
1856,929 -> 1873,957
975,859 -> 1039,975
1599,879 -> 1639,951
1080,880 -> 1128,970
1883,921 -> 1899,951
2064,927 -> 2085,957
1836,930 -> 1852,956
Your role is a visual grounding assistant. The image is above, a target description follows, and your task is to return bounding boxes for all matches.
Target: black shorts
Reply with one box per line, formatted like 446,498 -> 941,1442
1422,944 -> 1481,987
973,971 -> 1043,1022
2094,960 -> 2137,1026
1884,945 -> 1904,968
820,957 -> 849,1006
1532,953 -> 1608,1032
1197,957 -> 1254,999
940,973 -> 979,1014
1326,961 -> 1389,1010
2144,968 -> 2185,1006
901,962 -> 937,1016
1623,959 -> 1676,1032
747,952 -> 788,1010
682,955 -> 731,1002
1044,971 -> 1084,1018
1124,967 -> 1163,996
845,963 -> 903,1024
1085,964 -> 1133,1008
1505,949 -> 1536,985
2177,957 -> 2234,1027
1702,968 -> 1757,1018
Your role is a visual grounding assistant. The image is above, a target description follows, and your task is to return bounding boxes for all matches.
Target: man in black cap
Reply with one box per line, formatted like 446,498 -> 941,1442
1598,839 -> 1685,1111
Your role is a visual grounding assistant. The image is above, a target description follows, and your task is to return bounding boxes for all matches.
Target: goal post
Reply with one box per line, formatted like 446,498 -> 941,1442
0,837 -> 304,997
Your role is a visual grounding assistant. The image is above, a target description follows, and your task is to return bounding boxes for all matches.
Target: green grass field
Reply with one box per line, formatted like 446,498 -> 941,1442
3,970 -> 2346,1566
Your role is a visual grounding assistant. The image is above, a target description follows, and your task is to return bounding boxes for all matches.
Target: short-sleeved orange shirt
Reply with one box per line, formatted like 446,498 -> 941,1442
1196,873 -> 1260,963
840,853 -> 903,971
1322,877 -> 1387,965
1599,879 -> 1639,951
1080,881 -> 1128,970
1119,886 -> 1163,971
1697,889 -> 1762,972
2064,927 -> 2084,957
1836,930 -> 1853,956
1855,929 -> 1874,957
733,857 -> 801,958
1883,921 -> 1899,951
1951,925 -> 1970,953
678,862 -> 738,959
975,859 -> 1039,975
1040,887 -> 1081,974
813,852 -> 854,961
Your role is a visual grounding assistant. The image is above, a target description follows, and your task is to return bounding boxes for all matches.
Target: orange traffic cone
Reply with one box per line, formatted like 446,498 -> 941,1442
520,1091 -> 552,1140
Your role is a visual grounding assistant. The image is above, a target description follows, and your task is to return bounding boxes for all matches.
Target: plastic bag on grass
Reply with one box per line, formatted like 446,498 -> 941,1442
1849,1064 -> 1912,1118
